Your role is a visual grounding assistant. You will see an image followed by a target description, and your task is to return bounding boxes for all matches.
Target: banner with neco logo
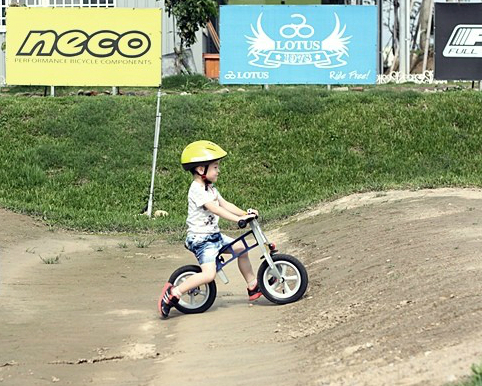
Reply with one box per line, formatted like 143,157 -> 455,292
435,3 -> 482,81
220,5 -> 377,85
6,8 -> 161,86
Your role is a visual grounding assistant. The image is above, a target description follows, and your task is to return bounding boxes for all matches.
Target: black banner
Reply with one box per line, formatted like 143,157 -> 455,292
435,3 -> 482,80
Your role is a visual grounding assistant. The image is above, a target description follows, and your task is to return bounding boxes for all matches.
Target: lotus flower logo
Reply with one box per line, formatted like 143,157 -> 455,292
245,12 -> 351,69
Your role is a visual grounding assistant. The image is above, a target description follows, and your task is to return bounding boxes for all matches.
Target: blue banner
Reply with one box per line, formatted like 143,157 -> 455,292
220,5 -> 377,85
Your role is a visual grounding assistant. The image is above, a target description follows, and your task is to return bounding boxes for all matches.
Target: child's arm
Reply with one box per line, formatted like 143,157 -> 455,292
218,196 -> 247,216
204,201 -> 253,223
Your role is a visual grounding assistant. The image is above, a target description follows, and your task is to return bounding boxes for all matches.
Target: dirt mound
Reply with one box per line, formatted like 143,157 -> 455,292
275,188 -> 482,385
1,188 -> 481,385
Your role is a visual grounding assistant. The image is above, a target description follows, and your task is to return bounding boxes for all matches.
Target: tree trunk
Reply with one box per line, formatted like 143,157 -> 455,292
174,38 -> 193,75
393,0 -> 400,61
419,0 -> 431,55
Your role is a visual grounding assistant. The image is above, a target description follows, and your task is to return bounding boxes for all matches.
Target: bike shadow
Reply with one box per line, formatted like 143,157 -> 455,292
157,296 -> 279,320
212,296 -> 278,309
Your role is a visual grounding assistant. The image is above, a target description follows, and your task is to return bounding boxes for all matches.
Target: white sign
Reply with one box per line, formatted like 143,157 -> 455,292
443,24 -> 482,58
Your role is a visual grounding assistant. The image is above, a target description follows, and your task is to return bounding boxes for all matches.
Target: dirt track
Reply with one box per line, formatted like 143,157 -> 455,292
1,188 -> 481,386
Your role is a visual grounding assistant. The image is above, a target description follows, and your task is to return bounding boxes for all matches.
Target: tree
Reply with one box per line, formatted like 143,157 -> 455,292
164,0 -> 218,73
384,0 -> 432,73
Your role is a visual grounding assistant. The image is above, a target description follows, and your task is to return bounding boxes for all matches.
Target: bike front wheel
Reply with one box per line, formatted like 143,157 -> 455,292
168,265 -> 217,314
257,254 -> 308,304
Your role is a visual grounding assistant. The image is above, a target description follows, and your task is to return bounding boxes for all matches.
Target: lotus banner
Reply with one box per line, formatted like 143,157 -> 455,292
220,5 -> 377,85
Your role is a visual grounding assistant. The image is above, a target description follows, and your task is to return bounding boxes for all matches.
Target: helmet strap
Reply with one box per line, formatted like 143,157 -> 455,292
196,165 -> 212,191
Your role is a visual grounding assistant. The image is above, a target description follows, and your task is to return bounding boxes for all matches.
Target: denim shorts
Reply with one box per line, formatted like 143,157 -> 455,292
185,232 -> 234,265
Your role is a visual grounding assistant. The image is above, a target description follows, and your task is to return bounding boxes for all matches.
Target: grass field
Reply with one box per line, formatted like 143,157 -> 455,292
1,86 -> 482,233
453,364 -> 482,386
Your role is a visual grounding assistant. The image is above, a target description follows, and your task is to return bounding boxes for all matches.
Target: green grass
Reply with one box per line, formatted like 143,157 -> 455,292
1,87 -> 482,233
450,363 -> 482,386
134,236 -> 156,248
39,254 -> 61,264
160,74 -> 219,91
0,75 -> 229,96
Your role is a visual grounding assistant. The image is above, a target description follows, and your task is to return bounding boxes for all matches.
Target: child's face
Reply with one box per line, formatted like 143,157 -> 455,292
206,160 -> 220,182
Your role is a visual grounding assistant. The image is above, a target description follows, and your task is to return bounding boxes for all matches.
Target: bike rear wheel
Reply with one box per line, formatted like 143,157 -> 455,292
168,265 -> 217,314
257,254 -> 308,304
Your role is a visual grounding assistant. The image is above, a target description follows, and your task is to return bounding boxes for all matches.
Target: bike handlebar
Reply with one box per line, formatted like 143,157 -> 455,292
238,215 -> 258,229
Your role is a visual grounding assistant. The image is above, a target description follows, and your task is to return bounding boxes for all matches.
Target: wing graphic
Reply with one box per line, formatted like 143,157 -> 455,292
245,13 -> 275,56
321,13 -> 352,56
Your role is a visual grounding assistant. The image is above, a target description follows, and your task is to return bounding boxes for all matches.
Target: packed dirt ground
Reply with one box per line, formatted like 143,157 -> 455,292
1,188 -> 481,386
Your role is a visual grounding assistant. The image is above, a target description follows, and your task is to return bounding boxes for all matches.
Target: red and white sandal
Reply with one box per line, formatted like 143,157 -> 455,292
158,283 -> 180,319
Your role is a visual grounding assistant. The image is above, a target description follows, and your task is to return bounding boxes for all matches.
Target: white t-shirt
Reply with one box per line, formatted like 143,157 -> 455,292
186,181 -> 223,235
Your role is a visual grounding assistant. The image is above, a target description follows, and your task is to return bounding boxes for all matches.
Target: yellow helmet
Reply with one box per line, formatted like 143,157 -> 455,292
181,140 -> 227,171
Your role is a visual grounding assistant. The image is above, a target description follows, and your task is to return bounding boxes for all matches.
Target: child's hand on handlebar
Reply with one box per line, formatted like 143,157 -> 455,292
239,213 -> 256,222
246,208 -> 259,216
237,213 -> 257,229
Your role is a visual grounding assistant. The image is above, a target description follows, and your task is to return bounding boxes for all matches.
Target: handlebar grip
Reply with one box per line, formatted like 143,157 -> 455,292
238,215 -> 258,229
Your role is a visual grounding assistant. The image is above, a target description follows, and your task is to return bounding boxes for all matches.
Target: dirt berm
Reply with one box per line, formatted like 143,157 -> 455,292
1,188 -> 481,386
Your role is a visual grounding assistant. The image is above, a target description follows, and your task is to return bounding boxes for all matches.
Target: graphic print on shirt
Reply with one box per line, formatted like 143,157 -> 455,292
205,215 -> 215,226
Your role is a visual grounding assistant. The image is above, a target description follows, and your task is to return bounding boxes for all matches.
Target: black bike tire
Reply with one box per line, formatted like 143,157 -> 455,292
257,254 -> 308,305
168,265 -> 217,314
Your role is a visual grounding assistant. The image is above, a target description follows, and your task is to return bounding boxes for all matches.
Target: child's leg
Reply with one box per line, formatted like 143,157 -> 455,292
234,244 -> 263,300
173,262 -> 217,296
232,242 -> 256,288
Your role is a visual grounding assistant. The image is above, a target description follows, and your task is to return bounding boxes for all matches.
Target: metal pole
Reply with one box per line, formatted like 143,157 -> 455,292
378,0 -> 383,74
479,81 -> 482,92
50,86 -> 55,97
147,87 -> 162,218
399,0 -> 409,75
399,0 -> 406,75
422,0 -> 434,73
406,0 -> 411,73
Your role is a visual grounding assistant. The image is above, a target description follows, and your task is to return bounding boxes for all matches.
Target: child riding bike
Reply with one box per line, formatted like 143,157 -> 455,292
159,140 -> 262,319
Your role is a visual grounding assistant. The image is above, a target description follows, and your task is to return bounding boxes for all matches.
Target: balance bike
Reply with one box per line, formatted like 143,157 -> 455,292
161,216 -> 308,314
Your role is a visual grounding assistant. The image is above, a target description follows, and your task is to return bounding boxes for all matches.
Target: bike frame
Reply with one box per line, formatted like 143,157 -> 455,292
215,219 -> 282,284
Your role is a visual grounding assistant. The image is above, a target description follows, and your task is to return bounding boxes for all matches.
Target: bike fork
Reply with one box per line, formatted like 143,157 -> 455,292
250,220 -> 282,281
